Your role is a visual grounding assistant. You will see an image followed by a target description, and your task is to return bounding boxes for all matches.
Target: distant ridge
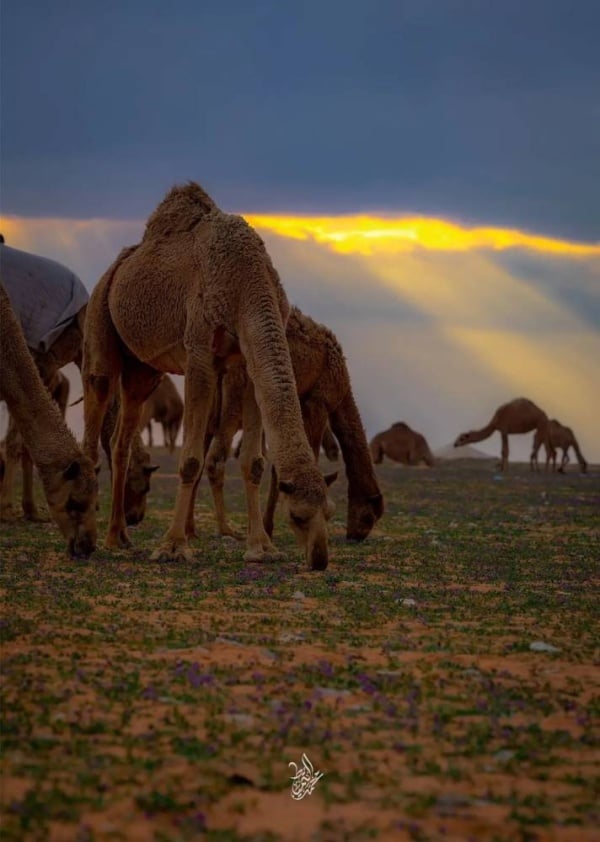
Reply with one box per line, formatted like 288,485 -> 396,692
434,443 -> 495,460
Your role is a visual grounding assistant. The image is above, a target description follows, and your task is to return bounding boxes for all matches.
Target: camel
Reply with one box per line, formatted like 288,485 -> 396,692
0,283 -> 97,557
199,306 -> 384,543
370,422 -> 435,467
321,424 -> 340,461
82,182 -> 334,569
100,397 -> 159,525
0,242 -> 89,518
453,397 -> 554,471
140,374 -> 183,452
1,371 -> 70,520
537,419 -> 588,473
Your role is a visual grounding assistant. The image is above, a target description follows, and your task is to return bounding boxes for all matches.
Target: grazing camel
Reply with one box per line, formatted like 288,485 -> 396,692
370,422 -> 435,467
537,419 -> 588,474
82,182 -> 334,569
454,397 -> 554,472
0,284 -> 97,557
321,424 -> 340,461
140,374 -> 184,452
101,397 -> 159,526
200,306 -> 384,543
1,371 -> 70,520
0,242 -> 88,517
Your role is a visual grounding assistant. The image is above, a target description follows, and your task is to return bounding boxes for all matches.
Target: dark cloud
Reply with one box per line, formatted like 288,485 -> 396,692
2,1 -> 599,240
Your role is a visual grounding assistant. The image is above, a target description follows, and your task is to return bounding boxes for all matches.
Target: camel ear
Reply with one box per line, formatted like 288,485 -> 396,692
144,464 -> 159,475
279,480 -> 296,495
63,461 -> 81,481
324,471 -> 338,487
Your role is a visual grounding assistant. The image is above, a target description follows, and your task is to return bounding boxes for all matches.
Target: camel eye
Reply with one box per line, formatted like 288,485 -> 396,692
291,514 -> 308,527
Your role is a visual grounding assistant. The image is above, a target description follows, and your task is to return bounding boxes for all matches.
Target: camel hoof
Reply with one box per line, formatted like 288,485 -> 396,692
243,548 -> 287,564
105,531 -> 132,550
150,543 -> 194,564
23,509 -> 50,523
220,525 -> 245,542
0,505 -> 19,521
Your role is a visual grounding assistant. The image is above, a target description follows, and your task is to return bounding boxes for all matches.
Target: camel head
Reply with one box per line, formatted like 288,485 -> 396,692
40,456 -> 98,558
454,431 -> 475,448
278,467 -> 337,571
124,452 -> 159,526
346,492 -> 384,542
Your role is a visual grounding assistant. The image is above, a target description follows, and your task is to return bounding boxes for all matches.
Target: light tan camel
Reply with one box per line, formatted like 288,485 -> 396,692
454,397 -> 554,471
1,371 -> 70,520
0,284 -> 97,556
140,374 -> 183,452
370,422 -> 435,467
537,419 -> 588,473
200,306 -> 384,543
82,183 -> 334,568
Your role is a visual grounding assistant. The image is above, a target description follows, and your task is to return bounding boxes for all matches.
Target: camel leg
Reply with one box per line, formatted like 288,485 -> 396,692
151,356 -> 216,563
240,381 -> 285,563
263,399 -> 328,537
0,417 -> 22,520
21,447 -> 48,521
205,414 -> 245,541
263,465 -> 279,538
501,432 -> 509,472
147,423 -> 153,448
106,362 -> 161,549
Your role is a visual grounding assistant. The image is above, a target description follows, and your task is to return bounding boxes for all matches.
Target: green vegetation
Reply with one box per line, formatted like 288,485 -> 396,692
1,456 -> 598,840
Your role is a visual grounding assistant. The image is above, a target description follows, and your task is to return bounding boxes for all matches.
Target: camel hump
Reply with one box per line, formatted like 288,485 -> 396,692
143,181 -> 218,240
391,421 -> 411,431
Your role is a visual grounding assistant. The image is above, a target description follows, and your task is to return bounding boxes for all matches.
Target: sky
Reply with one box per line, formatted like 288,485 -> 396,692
1,1 -> 599,462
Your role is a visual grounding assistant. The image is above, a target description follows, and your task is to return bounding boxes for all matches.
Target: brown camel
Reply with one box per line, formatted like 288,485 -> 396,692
454,397 -> 554,471
0,283 -> 97,557
101,397 -> 159,525
82,182 -> 334,568
140,374 -> 184,452
321,424 -> 340,461
370,421 -> 435,467
0,243 -> 88,518
537,419 -> 588,473
200,306 -> 384,543
1,371 -> 70,520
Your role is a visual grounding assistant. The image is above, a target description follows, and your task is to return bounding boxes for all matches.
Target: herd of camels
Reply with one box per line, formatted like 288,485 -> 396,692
0,183 -> 590,565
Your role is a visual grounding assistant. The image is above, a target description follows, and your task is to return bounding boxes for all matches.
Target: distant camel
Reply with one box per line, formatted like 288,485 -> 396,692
82,182 -> 334,568
0,283 -> 97,557
0,242 -> 88,518
537,419 -> 588,473
140,374 -> 183,452
454,397 -> 554,472
1,371 -> 70,521
370,422 -> 435,467
196,306 -> 383,543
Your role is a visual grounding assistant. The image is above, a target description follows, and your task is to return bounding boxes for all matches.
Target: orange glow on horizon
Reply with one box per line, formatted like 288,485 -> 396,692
243,213 -> 600,257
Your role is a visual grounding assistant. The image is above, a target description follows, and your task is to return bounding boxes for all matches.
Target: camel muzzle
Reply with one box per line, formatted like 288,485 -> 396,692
307,536 -> 329,571
68,534 -> 96,559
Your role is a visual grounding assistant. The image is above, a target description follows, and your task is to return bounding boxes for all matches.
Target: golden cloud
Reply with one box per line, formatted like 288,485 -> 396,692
244,213 -> 600,257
